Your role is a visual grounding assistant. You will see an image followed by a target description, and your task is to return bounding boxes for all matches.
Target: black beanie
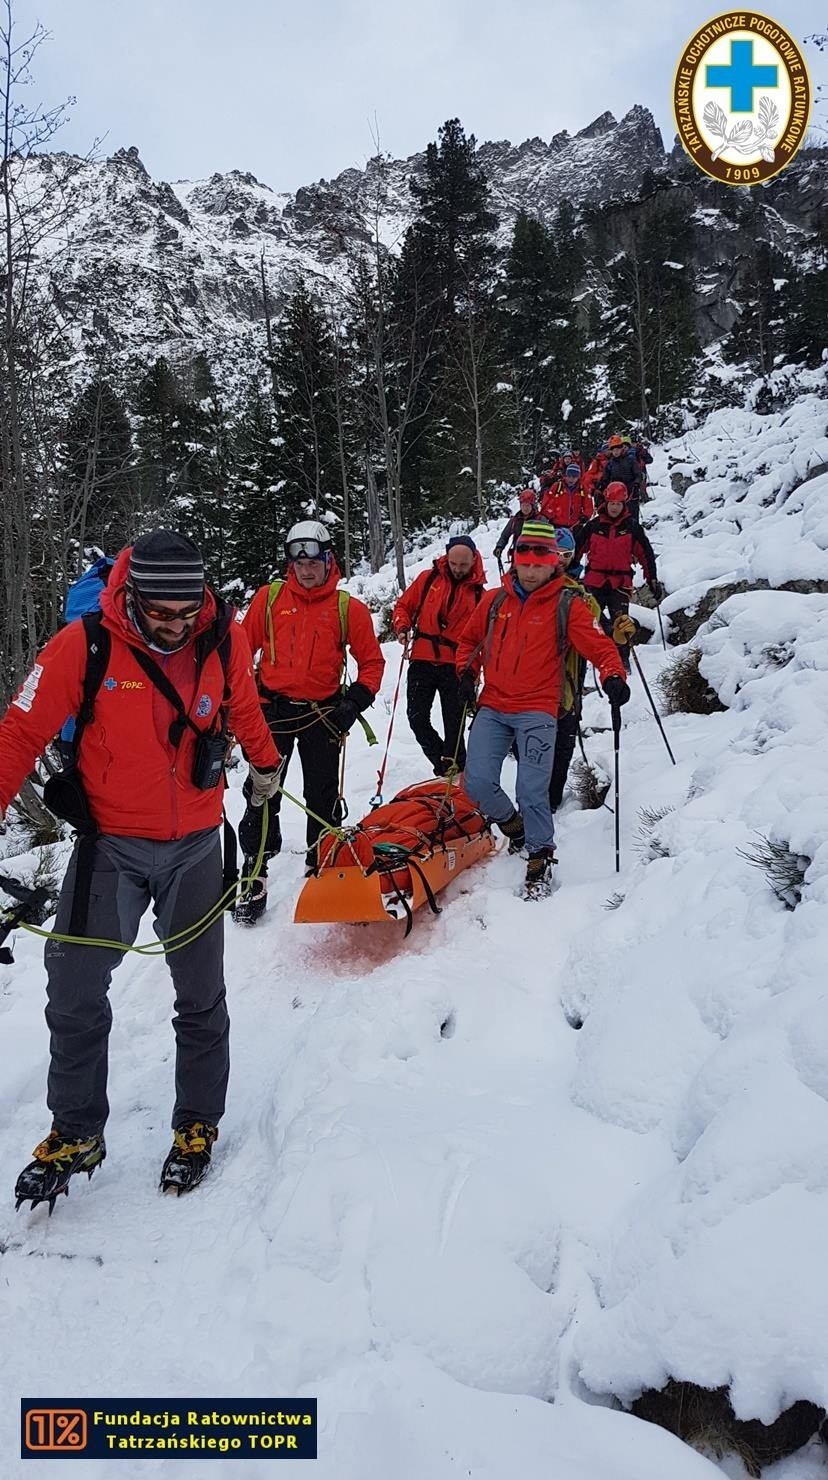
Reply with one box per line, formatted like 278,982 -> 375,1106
129,531 -> 205,603
446,535 -> 476,554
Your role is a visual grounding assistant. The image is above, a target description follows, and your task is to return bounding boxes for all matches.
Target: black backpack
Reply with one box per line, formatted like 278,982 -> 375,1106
43,610 -> 236,936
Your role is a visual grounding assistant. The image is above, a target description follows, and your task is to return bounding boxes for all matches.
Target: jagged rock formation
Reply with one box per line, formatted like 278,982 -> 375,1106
23,110 -> 828,381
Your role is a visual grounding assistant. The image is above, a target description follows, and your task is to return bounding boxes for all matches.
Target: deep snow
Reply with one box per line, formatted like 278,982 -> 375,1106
2,381 -> 828,1478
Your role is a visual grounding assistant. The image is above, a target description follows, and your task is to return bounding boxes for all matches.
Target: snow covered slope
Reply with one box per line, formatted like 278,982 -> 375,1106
2,377 -> 828,1477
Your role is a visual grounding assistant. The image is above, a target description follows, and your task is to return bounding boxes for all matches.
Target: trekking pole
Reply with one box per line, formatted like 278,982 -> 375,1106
370,640 -> 408,808
655,600 -> 667,652
611,704 -> 621,873
496,554 -> 504,580
575,721 -> 614,815
337,735 -> 349,823
629,647 -> 677,765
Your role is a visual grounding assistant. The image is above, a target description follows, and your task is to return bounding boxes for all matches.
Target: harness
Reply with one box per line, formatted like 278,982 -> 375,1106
411,566 -> 483,661
263,579 -> 376,745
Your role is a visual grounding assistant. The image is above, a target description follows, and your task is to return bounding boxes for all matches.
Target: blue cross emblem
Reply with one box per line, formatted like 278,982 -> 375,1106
104,677 -> 118,691
706,40 -> 778,112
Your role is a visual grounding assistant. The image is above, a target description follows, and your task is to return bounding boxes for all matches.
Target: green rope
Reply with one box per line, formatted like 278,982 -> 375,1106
18,801 -> 272,957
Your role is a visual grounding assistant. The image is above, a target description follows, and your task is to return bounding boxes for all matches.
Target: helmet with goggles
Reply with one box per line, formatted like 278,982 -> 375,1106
285,520 -> 332,562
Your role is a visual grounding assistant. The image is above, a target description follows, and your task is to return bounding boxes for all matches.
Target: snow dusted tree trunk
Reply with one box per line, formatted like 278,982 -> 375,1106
364,461 -> 384,574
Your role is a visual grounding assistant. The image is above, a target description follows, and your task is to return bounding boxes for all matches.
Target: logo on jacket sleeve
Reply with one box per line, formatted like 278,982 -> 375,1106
196,694 -> 213,718
12,663 -> 44,713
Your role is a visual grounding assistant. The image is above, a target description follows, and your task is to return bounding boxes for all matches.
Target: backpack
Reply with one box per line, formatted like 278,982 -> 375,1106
464,584 -> 580,703
64,556 -> 115,624
44,610 -> 237,934
60,557 -> 116,744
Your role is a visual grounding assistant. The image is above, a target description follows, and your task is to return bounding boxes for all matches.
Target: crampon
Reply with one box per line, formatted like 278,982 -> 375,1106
14,1131 -> 106,1215
159,1122 -> 218,1196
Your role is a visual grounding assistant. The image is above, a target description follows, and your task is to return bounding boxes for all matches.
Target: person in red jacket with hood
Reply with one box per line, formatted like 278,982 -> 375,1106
455,520 -> 629,898
493,488 -> 538,568
236,519 -> 385,921
574,484 -> 662,670
0,531 -> 282,1209
393,535 -> 486,776
539,463 -> 595,531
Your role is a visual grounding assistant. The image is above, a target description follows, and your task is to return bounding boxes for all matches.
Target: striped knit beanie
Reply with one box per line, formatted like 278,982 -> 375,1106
514,519 -> 561,567
129,531 -> 205,603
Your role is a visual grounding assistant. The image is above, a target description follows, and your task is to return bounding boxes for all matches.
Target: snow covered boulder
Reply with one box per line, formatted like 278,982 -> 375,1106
631,1380 -> 824,1476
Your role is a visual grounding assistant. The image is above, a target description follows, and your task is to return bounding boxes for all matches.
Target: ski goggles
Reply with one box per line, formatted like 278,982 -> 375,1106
135,594 -> 204,623
514,542 -> 560,564
286,539 -> 329,561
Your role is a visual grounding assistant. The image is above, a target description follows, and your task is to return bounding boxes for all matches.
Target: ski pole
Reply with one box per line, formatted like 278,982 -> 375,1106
496,554 -> 504,580
612,703 -> 621,873
371,640 -> 408,808
655,600 -> 666,652
630,647 -> 677,765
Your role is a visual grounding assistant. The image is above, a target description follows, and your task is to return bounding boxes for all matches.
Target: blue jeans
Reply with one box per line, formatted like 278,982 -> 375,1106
464,707 -> 557,853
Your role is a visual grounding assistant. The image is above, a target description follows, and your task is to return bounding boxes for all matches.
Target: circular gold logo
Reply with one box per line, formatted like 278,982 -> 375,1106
673,11 -> 811,185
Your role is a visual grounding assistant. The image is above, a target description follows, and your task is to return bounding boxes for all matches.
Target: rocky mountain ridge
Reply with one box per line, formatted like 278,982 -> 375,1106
25,107 -> 827,388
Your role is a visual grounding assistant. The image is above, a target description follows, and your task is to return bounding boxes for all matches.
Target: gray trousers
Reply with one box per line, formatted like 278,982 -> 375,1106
464,706 -> 558,853
44,827 -> 228,1136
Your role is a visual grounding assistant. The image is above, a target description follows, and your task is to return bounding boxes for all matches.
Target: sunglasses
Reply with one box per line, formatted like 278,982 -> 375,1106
136,595 -> 203,623
515,544 -> 558,558
287,540 -> 327,561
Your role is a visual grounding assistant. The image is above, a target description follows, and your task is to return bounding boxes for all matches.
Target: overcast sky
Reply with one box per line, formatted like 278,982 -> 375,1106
19,0 -> 825,192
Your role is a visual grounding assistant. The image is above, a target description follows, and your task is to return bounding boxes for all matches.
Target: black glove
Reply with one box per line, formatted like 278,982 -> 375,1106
343,681 -> 374,713
457,671 -> 478,710
650,577 -> 664,602
603,676 -> 631,708
327,698 -> 359,735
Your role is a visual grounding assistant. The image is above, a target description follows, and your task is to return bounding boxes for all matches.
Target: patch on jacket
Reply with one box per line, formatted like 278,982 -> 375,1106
196,693 -> 213,718
12,663 -> 44,713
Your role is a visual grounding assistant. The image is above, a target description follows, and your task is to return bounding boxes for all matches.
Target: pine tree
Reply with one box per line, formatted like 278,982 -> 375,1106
60,378 -> 135,564
132,357 -> 192,519
403,118 -> 500,513
271,280 -> 342,541
724,239 -> 790,375
784,249 -> 828,368
227,383 -> 284,594
600,190 -> 700,429
409,118 -> 497,319
176,352 -> 234,588
500,206 -> 594,472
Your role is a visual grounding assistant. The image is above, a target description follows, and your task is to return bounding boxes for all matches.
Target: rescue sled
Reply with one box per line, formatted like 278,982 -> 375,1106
294,778 -> 495,934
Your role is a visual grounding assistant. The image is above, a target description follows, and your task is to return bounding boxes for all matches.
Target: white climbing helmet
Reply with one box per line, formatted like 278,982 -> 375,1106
285,520 -> 332,561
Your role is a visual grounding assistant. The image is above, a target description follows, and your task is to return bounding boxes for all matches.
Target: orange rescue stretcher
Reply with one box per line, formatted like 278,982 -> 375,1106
294,778 -> 495,934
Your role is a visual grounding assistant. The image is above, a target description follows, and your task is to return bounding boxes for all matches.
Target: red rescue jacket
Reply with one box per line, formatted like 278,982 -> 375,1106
539,480 -> 595,528
574,514 -> 657,592
455,572 -> 625,716
242,559 -> 384,702
0,549 -> 280,839
392,552 -> 487,664
583,453 -> 608,495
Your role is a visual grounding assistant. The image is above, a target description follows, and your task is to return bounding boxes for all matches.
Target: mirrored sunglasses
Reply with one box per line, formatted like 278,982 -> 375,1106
515,543 -> 557,558
136,595 -> 203,622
